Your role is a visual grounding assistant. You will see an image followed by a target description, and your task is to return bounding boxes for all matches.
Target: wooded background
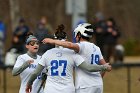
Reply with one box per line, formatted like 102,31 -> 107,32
0,0 -> 140,55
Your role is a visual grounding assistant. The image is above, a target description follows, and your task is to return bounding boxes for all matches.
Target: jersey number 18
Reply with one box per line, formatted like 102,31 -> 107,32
91,54 -> 99,64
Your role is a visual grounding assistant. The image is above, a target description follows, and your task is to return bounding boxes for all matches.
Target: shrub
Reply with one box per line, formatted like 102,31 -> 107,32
123,39 -> 140,55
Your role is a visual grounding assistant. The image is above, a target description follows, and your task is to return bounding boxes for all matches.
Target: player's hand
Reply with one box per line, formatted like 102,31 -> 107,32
27,60 -> 34,64
26,84 -> 32,93
103,63 -> 112,72
42,38 -> 54,44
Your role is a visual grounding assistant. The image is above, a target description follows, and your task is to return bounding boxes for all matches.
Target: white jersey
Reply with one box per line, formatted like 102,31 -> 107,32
75,41 -> 104,89
38,47 -> 84,93
13,54 -> 44,93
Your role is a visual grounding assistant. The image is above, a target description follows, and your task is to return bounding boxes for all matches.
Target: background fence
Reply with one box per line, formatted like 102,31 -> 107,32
0,63 -> 140,93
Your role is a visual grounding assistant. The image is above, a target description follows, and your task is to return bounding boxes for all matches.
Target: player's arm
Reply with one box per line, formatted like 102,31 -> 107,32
78,61 -> 111,72
99,59 -> 111,77
99,59 -> 107,65
26,64 -> 44,93
12,60 -> 33,76
42,38 -> 80,52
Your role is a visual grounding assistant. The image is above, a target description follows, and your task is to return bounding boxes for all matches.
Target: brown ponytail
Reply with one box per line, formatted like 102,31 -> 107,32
54,24 -> 67,40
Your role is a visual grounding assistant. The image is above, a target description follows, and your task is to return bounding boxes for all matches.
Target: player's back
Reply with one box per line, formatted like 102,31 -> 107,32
39,47 -> 84,93
46,47 -> 75,84
75,41 -> 103,89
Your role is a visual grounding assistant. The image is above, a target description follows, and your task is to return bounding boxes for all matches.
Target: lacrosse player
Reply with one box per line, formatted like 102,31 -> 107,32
42,23 -> 112,93
12,35 -> 46,93
26,24 -> 111,93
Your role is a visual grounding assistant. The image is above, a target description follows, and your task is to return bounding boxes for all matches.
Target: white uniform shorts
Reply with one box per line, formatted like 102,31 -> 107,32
44,85 -> 75,93
76,85 -> 103,93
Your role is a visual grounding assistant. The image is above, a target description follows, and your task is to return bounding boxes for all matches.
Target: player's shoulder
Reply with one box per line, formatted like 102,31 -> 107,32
42,48 -> 58,56
84,42 -> 101,50
79,41 -> 93,46
92,43 -> 101,52
37,55 -> 41,59
15,54 -> 30,61
93,43 -> 99,48
17,53 -> 28,58
46,47 -> 58,53
63,48 -> 75,54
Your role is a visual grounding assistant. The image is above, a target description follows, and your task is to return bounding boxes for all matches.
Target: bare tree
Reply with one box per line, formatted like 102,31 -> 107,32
9,0 -> 20,31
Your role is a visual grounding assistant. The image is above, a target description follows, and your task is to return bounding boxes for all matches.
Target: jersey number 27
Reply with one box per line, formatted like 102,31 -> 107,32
51,60 -> 67,76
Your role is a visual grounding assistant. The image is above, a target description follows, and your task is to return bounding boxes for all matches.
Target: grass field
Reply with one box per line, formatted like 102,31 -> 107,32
104,67 -> 140,93
0,56 -> 140,93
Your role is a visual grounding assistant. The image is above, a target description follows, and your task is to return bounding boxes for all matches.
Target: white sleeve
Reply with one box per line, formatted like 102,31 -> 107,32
38,54 -> 48,67
98,47 -> 103,60
14,55 -> 25,68
76,43 -> 82,53
73,54 -> 84,66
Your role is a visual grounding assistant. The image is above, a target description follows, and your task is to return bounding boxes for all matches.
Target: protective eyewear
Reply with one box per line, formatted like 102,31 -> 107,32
28,41 -> 39,46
